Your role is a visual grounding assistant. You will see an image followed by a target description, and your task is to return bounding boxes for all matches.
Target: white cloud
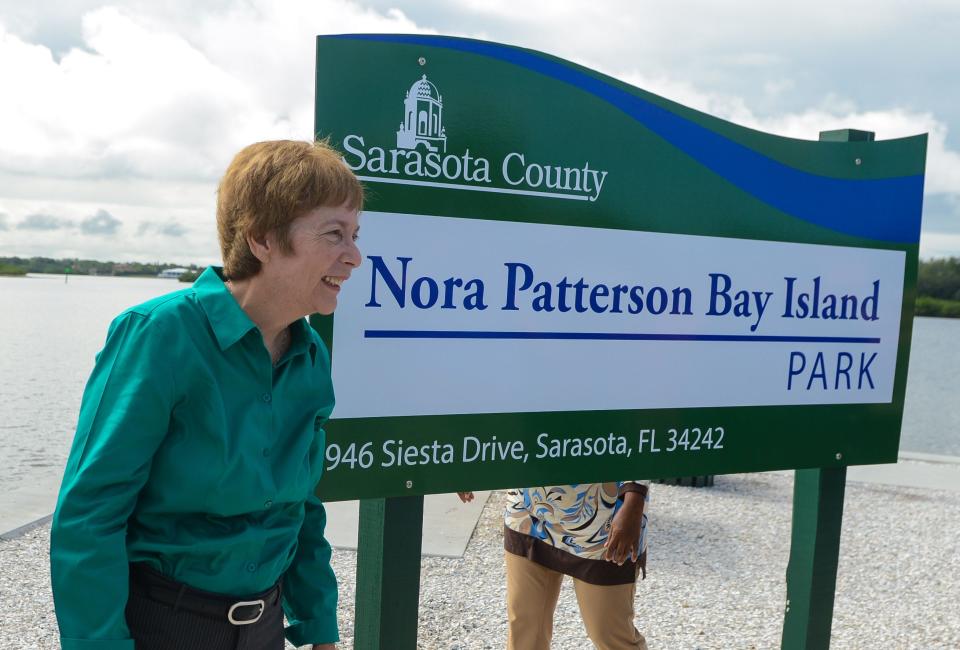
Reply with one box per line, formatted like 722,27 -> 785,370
763,79 -> 794,98
0,197 -> 218,264
921,232 -> 960,259
0,0 -> 958,261
0,1 -> 432,262
138,221 -> 188,238
0,3 -> 434,186
16,213 -> 72,230
0,7 -> 284,181
80,208 -> 121,236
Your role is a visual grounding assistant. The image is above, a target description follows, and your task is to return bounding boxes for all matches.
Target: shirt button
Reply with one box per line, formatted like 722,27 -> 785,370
262,447 -> 271,457
261,393 -> 272,404
246,562 -> 257,572
264,499 -> 273,509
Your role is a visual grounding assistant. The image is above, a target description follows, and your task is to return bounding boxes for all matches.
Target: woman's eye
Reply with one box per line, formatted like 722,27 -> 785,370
351,232 -> 360,242
322,230 -> 343,243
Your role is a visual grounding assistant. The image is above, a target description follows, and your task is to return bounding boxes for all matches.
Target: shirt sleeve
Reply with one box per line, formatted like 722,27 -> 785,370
50,312 -> 175,650
282,492 -> 339,647
283,337 -> 339,647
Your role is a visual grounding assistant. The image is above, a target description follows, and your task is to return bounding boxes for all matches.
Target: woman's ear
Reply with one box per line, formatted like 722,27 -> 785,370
246,231 -> 272,264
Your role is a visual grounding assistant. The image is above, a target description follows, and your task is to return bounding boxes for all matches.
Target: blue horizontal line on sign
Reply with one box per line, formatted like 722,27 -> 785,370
364,330 -> 881,344
356,175 -> 590,201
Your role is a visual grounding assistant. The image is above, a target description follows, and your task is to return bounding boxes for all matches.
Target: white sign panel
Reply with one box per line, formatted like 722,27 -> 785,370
331,211 -> 904,419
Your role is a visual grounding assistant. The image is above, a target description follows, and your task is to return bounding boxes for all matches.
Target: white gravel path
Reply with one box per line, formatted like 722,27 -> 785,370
2,470 -> 959,649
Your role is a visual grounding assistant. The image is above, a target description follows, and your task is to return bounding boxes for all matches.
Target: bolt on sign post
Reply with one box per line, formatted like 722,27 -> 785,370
312,35 -> 926,650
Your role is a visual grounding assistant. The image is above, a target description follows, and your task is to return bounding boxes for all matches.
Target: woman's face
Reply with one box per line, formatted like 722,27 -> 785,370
264,203 -> 362,316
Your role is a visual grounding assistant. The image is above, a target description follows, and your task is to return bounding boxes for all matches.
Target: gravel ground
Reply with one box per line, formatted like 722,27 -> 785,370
2,470 -> 959,649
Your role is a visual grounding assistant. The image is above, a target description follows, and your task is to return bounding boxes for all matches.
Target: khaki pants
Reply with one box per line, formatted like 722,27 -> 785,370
505,552 -> 647,650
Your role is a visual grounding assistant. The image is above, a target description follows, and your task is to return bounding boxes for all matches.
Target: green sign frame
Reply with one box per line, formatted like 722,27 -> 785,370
312,34 -> 926,650
313,34 -> 926,503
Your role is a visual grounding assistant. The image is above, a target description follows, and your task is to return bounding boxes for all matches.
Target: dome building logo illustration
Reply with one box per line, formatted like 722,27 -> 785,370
340,74 -> 609,202
396,75 -> 447,153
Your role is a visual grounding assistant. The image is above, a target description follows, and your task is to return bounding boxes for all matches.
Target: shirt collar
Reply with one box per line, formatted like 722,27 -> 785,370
195,267 -> 318,363
286,316 -> 319,365
194,266 -> 258,351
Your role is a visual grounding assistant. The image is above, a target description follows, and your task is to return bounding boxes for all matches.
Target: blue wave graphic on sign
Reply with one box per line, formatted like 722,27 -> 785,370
332,34 -> 924,244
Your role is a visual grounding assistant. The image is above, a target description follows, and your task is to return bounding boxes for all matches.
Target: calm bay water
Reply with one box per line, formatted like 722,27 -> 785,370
0,274 -> 183,496
0,273 -> 958,502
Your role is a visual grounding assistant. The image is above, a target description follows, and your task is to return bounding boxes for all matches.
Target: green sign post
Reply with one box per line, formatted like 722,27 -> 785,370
313,35 -> 926,649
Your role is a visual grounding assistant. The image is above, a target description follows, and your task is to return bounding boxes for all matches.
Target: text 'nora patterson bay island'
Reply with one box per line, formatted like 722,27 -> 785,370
359,259 -> 889,393
365,257 -> 884,332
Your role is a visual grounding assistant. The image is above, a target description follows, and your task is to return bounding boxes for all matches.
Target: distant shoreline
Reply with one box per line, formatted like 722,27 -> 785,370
0,263 -> 26,276
915,296 -> 960,318
2,272 -> 179,280
0,256 -> 204,279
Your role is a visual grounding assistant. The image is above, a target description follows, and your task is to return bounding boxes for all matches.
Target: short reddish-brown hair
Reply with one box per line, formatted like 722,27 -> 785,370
216,139 -> 364,280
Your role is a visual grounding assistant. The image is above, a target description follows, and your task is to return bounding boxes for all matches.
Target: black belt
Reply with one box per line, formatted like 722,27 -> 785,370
129,563 -> 281,626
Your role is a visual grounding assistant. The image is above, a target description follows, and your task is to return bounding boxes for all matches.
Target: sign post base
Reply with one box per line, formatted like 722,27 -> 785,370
781,467 -> 847,649
353,496 -> 425,650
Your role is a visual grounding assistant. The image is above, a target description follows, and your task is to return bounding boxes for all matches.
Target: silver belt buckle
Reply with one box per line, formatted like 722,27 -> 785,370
227,599 -> 265,625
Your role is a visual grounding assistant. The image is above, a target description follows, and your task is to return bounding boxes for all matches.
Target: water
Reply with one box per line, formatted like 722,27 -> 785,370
900,316 -> 960,455
0,274 -> 186,495
0,274 -> 958,503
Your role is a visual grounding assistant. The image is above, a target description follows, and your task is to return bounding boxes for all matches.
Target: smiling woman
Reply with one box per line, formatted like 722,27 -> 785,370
49,139 -> 363,650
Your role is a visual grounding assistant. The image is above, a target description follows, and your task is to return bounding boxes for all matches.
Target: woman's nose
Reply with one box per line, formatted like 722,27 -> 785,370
344,238 -> 362,267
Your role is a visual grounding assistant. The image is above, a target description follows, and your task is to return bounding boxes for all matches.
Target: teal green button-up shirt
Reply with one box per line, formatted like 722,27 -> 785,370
51,267 -> 338,650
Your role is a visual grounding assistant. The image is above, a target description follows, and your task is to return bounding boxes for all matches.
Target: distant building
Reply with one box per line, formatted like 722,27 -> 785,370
157,267 -> 189,279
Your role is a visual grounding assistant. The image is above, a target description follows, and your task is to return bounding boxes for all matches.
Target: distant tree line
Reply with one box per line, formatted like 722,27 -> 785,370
0,256 -> 203,278
916,257 -> 960,318
918,257 -> 960,300
0,261 -> 26,275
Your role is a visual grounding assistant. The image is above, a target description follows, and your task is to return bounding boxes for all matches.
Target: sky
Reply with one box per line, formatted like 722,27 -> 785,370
0,0 -> 958,265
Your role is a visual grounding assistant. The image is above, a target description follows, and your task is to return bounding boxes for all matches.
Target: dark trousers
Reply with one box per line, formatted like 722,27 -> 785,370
125,564 -> 285,650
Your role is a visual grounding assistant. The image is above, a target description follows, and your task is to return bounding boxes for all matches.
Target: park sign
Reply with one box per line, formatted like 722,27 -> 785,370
312,34 -> 926,502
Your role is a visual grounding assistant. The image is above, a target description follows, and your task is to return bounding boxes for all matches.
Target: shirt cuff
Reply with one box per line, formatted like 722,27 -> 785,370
618,482 -> 649,499
285,617 -> 340,647
60,637 -> 135,650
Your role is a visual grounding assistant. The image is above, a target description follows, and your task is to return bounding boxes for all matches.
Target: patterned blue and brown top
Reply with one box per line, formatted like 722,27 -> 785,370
504,482 -> 650,585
